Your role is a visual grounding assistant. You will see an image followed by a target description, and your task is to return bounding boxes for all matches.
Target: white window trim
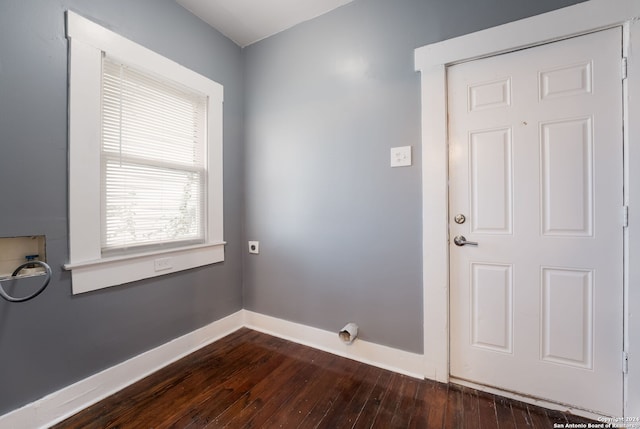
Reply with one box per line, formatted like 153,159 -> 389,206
65,11 -> 225,294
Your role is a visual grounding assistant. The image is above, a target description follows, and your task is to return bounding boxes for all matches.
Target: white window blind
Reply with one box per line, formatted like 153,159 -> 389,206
101,57 -> 208,254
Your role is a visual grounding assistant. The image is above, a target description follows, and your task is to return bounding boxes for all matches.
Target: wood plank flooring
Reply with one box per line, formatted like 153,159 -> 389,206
53,328 -> 596,428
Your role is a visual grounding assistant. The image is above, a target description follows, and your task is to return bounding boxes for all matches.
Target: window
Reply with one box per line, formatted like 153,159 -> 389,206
65,11 -> 224,294
101,58 -> 207,254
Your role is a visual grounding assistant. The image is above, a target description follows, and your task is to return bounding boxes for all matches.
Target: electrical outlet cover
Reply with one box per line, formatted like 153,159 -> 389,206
390,146 -> 412,167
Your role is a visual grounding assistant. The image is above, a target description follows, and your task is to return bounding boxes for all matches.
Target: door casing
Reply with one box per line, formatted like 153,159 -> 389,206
415,0 -> 640,418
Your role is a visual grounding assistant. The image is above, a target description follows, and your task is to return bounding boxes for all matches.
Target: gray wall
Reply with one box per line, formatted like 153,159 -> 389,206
0,0 -> 588,418
242,0 -> 586,353
0,0 -> 244,415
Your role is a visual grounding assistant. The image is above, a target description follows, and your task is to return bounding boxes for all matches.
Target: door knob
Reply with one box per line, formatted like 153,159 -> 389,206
453,235 -> 478,246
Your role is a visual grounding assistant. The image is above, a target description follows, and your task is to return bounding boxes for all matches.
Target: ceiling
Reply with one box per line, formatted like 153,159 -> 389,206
176,0 -> 354,47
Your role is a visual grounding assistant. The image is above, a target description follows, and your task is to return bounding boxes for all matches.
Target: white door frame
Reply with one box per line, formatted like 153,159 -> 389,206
415,0 -> 640,417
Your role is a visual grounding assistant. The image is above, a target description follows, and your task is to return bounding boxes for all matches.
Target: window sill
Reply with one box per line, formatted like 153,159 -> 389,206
64,242 -> 225,294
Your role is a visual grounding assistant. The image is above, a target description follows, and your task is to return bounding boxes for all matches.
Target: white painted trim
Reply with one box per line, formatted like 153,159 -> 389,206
67,243 -> 225,295
66,11 -> 225,294
419,63 -> 450,384
66,11 -> 223,100
624,18 -> 640,419
0,310 -> 426,428
415,0 -> 640,71
0,311 -> 245,429
415,0 -> 640,417
243,310 -> 425,379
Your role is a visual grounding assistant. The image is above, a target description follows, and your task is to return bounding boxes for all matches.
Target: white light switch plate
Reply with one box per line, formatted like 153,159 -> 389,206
390,146 -> 412,167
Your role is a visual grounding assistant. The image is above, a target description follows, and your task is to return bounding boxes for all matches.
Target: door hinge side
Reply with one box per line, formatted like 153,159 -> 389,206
622,57 -> 628,80
624,205 -> 629,228
623,351 -> 629,374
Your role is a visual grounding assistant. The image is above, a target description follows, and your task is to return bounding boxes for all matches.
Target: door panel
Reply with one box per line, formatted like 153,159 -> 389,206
541,117 -> 593,236
448,28 -> 623,416
541,267 -> 593,369
470,128 -> 513,234
471,263 -> 513,353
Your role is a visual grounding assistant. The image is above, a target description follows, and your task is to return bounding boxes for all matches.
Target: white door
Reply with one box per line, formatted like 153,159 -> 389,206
448,28 -> 624,416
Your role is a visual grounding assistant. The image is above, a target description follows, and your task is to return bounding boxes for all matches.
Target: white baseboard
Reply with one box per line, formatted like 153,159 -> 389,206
242,310 -> 425,379
0,310 -> 245,429
2,308 -> 602,426
0,310 -> 425,429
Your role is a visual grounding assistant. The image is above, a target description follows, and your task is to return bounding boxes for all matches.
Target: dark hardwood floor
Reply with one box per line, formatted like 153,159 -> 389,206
53,328 -> 596,428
